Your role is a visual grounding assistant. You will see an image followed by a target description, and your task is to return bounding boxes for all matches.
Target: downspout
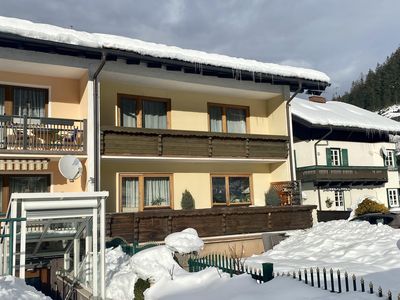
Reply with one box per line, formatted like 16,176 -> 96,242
314,127 -> 333,210
286,82 -> 302,183
90,52 -> 107,191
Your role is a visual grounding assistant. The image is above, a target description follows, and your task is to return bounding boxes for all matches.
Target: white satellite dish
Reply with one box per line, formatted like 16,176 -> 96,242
58,155 -> 83,182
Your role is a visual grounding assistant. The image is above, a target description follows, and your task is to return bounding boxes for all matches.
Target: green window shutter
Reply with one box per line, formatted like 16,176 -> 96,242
341,149 -> 349,166
326,148 -> 332,166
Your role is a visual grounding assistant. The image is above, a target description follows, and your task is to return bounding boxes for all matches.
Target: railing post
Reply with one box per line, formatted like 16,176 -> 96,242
208,137 -> 213,157
8,221 -> 13,276
23,115 -> 28,149
261,263 -> 273,282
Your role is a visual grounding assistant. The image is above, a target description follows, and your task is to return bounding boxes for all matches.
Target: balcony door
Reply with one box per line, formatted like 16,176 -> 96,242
0,175 -> 50,213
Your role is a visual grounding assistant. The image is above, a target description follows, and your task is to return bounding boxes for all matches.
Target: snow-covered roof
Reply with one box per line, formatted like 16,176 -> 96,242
292,97 -> 400,133
0,16 -> 330,84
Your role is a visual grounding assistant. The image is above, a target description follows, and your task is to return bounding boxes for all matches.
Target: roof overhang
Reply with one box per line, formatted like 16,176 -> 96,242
0,32 -> 330,94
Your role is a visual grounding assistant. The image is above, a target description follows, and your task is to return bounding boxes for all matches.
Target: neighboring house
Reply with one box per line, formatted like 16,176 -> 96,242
0,16 -> 331,245
293,96 -> 400,211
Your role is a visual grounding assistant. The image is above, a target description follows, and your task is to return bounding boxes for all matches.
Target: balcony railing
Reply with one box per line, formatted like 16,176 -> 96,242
0,115 -> 86,154
101,126 -> 288,160
297,165 -> 388,187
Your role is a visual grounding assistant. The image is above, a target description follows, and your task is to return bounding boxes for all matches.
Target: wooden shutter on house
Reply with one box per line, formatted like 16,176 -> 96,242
341,149 -> 349,166
326,148 -> 332,166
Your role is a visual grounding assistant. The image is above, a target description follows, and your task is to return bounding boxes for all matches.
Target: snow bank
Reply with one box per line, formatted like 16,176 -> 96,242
165,228 -> 204,254
105,246 -> 137,300
145,272 -> 378,300
0,16 -> 330,83
0,275 -> 50,300
292,98 -> 400,132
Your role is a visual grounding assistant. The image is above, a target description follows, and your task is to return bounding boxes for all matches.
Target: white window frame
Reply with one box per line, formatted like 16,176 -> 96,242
388,189 -> 399,208
385,150 -> 395,168
334,191 -> 344,209
330,148 -> 341,166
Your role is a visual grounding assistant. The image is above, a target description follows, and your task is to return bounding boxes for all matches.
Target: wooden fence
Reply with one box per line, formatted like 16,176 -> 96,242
106,205 -> 316,243
317,210 -> 351,222
188,254 -> 273,283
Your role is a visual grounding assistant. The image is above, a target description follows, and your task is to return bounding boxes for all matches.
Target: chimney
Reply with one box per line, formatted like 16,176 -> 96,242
309,95 -> 326,103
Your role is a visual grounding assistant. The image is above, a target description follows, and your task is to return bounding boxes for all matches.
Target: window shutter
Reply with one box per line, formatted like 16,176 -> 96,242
326,148 -> 332,166
341,149 -> 349,166
394,153 -> 398,168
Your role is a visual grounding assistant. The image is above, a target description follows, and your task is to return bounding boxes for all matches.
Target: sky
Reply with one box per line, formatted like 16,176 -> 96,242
2,0 -> 400,99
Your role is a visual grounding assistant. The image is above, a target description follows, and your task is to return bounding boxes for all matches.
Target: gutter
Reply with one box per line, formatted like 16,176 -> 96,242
314,127 -> 333,210
286,83 -> 302,182
90,52 -> 107,191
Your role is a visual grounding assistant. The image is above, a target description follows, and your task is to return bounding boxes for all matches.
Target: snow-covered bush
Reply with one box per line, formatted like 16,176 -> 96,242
181,190 -> 195,210
355,198 -> 389,216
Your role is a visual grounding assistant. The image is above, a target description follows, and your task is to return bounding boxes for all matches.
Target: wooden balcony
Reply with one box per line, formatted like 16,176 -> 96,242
101,126 -> 288,160
106,205 -> 316,243
297,165 -> 388,187
0,115 -> 86,154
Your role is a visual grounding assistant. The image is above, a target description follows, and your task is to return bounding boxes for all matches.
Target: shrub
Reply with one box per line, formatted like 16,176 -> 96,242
265,188 -> 281,206
134,279 -> 150,300
181,189 -> 195,210
355,198 -> 389,216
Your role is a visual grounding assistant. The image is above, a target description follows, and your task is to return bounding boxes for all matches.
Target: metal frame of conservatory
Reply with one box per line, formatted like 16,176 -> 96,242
0,191 -> 108,299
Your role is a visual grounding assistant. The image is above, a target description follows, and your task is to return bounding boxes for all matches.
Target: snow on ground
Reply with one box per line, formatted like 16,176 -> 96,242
292,97 -> 400,132
165,228 -> 204,254
246,220 -> 400,295
0,16 -> 330,83
0,275 -> 50,300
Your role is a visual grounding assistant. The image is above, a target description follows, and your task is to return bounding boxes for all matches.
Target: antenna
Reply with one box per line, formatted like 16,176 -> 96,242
58,155 -> 83,182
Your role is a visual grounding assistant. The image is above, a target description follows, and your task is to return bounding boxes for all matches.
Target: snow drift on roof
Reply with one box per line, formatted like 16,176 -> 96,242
292,97 -> 400,133
0,16 -> 330,84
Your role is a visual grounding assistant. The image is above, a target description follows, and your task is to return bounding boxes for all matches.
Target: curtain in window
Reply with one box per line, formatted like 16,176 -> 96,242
212,177 -> 226,204
0,87 -> 5,115
229,177 -> 250,203
13,87 -> 46,117
120,98 -> 137,127
143,100 -> 167,129
226,108 -> 246,133
209,106 -> 223,132
122,177 -> 139,209
9,176 -> 48,194
144,177 -> 170,206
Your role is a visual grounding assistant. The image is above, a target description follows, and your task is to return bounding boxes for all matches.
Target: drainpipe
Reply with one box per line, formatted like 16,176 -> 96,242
314,127 -> 333,210
90,52 -> 107,191
286,83 -> 302,183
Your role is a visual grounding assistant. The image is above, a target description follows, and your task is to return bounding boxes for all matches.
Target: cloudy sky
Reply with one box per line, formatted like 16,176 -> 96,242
2,0 -> 400,99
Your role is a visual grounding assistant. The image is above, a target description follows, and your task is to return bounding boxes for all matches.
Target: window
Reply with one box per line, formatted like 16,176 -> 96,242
211,175 -> 251,205
326,148 -> 348,167
388,189 -> 399,208
208,104 -> 248,134
0,175 -> 50,213
119,174 -> 172,211
334,191 -> 344,209
118,95 -> 170,129
384,150 -> 396,168
0,85 -> 48,117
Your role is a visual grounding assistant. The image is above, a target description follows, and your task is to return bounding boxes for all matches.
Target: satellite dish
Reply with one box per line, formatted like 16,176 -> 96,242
58,155 -> 83,182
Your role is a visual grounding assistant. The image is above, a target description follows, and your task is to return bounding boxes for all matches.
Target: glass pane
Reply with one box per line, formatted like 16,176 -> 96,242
229,177 -> 250,203
0,86 -> 5,115
13,87 -> 47,117
212,177 -> 226,204
9,176 -> 49,194
122,177 -> 139,209
144,177 -> 170,206
226,108 -> 246,133
143,100 -> 167,129
120,98 -> 137,127
209,106 -> 223,132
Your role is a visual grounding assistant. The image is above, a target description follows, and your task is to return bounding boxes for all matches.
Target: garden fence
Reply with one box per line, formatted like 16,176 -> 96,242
275,267 -> 399,300
188,254 -> 273,283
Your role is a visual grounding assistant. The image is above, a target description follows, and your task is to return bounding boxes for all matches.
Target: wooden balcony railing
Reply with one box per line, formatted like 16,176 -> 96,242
297,165 -> 388,187
106,205 -> 316,243
101,126 -> 288,160
0,115 -> 86,154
